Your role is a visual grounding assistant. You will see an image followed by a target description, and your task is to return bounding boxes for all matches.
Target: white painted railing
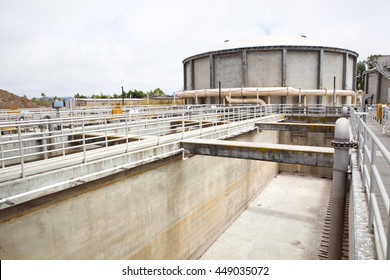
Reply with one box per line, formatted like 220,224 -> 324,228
350,108 -> 390,259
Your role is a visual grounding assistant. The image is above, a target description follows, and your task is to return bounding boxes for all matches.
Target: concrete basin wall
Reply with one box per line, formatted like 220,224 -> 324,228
0,130 -> 279,259
279,130 -> 333,178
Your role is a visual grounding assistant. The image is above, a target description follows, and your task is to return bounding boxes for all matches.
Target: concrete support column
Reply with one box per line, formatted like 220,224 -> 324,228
190,60 -> 194,90
242,50 -> 248,87
377,73 -> 382,104
352,55 -> 357,91
209,54 -> 215,89
318,50 -> 324,105
363,73 -> 369,110
342,53 -> 349,90
318,49 -> 324,89
328,117 -> 350,259
282,48 -> 287,87
183,62 -> 188,90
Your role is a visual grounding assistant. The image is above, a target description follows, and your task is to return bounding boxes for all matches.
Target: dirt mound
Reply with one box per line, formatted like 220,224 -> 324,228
0,89 -> 40,109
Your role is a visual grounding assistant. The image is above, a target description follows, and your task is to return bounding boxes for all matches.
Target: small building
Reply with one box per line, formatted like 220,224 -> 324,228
363,56 -> 390,106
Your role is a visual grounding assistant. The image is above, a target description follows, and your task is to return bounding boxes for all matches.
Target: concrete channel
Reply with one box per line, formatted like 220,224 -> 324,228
0,105 -> 385,259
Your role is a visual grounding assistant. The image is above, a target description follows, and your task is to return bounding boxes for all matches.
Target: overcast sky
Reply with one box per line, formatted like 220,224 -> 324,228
1,0 -> 389,98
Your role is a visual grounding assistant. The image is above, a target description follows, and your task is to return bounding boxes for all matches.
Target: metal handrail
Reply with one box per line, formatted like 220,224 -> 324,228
0,104 -> 350,177
382,107 -> 390,136
350,108 -> 390,259
0,105 -> 274,177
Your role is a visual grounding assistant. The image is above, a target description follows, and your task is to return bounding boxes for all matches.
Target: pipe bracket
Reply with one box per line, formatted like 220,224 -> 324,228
331,140 -> 358,149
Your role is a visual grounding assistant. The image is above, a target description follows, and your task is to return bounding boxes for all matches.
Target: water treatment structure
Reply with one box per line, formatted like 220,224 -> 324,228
180,36 -> 358,106
2,35 -> 390,263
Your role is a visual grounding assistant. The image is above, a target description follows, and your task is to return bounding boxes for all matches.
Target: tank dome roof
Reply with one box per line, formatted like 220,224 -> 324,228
204,35 -> 336,52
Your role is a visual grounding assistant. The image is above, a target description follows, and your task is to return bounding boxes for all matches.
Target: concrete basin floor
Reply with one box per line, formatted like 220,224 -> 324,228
200,173 -> 331,260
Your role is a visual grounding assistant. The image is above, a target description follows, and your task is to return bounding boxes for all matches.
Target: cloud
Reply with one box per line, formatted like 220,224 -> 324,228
0,0 -> 389,98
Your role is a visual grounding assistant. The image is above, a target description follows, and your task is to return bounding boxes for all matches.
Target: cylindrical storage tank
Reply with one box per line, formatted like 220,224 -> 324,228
182,36 -> 358,105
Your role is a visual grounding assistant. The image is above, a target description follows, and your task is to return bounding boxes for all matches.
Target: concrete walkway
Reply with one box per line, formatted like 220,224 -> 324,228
366,117 -> 390,150
200,173 -> 331,260
364,117 -> 390,199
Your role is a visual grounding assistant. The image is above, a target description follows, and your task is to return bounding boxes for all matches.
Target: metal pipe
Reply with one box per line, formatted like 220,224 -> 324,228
224,95 -> 266,105
328,117 -> 350,259
178,86 -> 356,99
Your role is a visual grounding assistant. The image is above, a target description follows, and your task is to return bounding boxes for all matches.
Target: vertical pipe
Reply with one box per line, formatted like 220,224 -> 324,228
328,117 -> 350,259
256,89 -> 259,106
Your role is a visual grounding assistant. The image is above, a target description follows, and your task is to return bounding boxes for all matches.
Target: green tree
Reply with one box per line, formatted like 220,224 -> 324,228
147,88 -> 165,97
356,61 -> 366,90
74,93 -> 87,99
365,55 -> 383,69
128,89 -> 146,98
31,94 -> 52,107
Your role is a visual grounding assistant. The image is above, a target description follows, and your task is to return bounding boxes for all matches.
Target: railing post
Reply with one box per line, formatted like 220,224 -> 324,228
157,115 -> 160,145
17,124 -> 25,178
61,122 -> 65,157
0,132 -> 4,168
362,126 -> 368,175
125,114 -> 129,152
368,143 -> 378,230
387,209 -> 390,259
181,110 -> 185,140
82,119 -> 86,163
105,118 -> 108,148
200,115 -> 203,135
137,113 -> 140,141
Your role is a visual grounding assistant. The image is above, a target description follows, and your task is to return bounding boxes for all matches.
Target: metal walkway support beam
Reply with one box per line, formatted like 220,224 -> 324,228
256,122 -> 335,133
181,139 -> 334,167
